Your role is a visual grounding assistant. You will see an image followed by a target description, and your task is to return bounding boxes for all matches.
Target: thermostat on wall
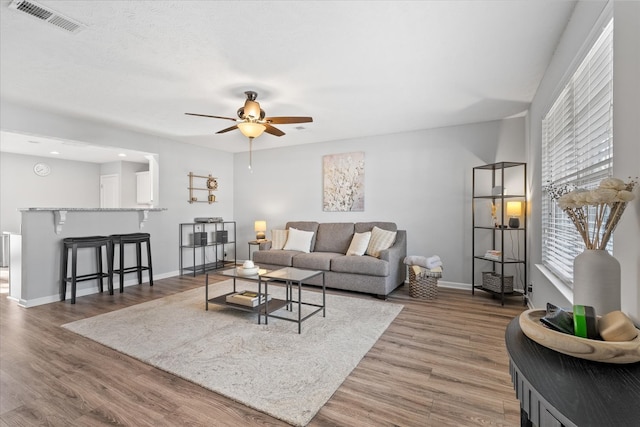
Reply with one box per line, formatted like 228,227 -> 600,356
33,162 -> 51,177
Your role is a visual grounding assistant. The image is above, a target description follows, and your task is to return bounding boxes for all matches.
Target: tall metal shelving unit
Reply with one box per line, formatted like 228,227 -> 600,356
472,162 -> 527,305
179,221 -> 236,276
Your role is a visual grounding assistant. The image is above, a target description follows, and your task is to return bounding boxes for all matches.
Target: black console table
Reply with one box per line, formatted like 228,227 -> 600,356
505,317 -> 640,427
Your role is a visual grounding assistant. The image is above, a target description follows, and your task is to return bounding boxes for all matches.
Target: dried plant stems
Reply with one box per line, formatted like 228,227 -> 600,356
548,177 -> 638,251
599,201 -> 628,249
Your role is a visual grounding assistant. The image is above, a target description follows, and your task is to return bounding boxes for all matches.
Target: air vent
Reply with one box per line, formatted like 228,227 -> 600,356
8,0 -> 86,34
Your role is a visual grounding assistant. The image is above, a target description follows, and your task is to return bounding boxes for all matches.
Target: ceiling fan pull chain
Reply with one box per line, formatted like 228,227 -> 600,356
248,137 -> 253,171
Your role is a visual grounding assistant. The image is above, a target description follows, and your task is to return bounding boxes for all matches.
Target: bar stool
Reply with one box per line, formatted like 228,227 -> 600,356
110,233 -> 153,293
60,236 -> 114,304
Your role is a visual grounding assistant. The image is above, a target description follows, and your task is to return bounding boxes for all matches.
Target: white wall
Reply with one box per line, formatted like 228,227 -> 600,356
612,1 -> 640,322
526,1 -> 640,321
234,117 -> 525,287
0,152 -> 101,232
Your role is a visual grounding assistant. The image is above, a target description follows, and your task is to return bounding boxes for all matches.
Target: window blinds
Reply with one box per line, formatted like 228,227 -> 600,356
541,19 -> 613,286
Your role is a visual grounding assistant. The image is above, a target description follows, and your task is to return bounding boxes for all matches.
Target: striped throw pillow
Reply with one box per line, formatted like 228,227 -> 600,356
271,229 -> 288,250
365,226 -> 397,258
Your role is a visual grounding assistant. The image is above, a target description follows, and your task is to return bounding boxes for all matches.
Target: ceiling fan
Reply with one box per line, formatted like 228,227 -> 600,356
186,91 -> 313,169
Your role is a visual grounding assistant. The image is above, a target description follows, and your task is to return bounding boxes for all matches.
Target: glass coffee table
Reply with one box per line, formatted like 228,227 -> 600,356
206,267 -> 326,333
205,267 -> 287,325
260,267 -> 326,334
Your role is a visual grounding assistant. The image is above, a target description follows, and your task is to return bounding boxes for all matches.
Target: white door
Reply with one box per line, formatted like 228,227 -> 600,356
100,174 -> 120,208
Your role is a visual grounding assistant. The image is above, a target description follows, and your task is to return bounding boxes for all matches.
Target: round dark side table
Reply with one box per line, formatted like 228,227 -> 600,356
505,316 -> 640,427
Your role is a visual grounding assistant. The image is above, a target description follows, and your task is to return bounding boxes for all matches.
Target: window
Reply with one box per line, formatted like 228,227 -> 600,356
541,19 -> 613,286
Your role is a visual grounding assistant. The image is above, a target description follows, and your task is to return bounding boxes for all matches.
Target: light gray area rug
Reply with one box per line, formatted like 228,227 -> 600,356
62,280 -> 403,426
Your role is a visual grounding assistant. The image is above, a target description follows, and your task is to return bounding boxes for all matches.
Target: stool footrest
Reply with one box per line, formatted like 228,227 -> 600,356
114,266 -> 151,274
63,272 -> 111,283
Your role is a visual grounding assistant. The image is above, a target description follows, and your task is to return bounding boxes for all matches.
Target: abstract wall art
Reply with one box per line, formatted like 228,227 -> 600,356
323,151 -> 365,212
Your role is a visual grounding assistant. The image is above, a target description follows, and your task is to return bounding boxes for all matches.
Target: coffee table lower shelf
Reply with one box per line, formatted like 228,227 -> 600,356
207,292 -> 289,315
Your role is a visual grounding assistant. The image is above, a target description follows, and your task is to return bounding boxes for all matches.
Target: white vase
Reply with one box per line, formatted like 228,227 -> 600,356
573,249 -> 621,316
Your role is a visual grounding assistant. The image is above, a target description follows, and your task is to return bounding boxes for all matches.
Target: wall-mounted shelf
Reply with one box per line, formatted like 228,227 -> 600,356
188,172 -> 218,204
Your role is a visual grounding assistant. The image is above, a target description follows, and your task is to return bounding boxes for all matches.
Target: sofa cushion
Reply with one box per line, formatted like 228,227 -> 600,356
283,227 -> 314,253
331,255 -> 389,277
366,226 -> 397,258
253,249 -> 298,266
354,221 -> 397,233
292,252 -> 342,270
286,221 -> 319,250
271,229 -> 288,250
346,231 -> 371,256
314,222 -> 355,253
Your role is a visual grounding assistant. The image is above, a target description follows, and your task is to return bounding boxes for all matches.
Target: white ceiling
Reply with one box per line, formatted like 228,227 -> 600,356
0,0 -> 577,161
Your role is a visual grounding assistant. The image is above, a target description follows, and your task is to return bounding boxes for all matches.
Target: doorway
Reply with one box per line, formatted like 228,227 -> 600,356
100,174 -> 120,208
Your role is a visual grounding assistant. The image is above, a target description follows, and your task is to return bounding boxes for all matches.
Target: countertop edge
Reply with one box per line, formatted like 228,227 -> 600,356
20,208 -> 167,212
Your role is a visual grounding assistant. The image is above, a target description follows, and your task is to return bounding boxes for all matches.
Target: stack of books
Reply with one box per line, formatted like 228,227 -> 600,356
484,250 -> 502,261
226,291 -> 271,307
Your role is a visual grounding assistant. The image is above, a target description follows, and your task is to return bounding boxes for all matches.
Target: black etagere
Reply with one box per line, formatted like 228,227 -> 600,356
179,221 -> 236,276
472,162 -> 527,305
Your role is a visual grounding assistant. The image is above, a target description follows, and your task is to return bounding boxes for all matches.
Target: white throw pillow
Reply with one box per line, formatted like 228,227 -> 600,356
271,229 -> 288,250
346,231 -> 371,256
365,226 -> 397,258
282,227 -> 314,253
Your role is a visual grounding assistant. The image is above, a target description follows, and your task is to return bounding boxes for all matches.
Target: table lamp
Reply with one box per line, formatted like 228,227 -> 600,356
254,220 -> 267,240
507,201 -> 522,228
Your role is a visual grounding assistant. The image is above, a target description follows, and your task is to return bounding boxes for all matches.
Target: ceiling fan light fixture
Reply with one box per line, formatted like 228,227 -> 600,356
237,122 -> 266,138
243,100 -> 262,120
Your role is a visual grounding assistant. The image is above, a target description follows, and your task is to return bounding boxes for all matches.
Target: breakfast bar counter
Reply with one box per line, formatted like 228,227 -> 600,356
23,207 -> 165,234
10,208 -> 166,307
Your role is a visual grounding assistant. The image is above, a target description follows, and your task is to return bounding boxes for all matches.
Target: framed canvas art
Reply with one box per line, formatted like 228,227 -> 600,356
323,151 -> 365,212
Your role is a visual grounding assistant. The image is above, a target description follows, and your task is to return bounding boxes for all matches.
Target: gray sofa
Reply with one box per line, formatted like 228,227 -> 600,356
252,221 -> 406,298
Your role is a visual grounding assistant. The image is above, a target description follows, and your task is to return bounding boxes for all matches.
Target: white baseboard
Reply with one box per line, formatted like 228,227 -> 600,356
404,279 -> 471,291
16,270 -> 180,308
437,281 -> 471,290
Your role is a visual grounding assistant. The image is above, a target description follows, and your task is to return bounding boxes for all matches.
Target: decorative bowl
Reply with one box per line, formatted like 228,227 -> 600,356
237,266 -> 259,276
519,309 -> 640,364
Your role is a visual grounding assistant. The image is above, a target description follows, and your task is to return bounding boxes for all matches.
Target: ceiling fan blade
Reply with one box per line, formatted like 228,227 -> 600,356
264,116 -> 313,124
185,113 -> 237,122
216,124 -> 239,134
264,124 -> 285,137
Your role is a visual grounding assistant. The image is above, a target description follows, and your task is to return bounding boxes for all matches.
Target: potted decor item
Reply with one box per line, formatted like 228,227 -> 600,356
556,177 -> 637,315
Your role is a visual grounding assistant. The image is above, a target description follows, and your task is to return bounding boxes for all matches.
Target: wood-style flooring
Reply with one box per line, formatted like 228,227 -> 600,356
1,273 -> 525,426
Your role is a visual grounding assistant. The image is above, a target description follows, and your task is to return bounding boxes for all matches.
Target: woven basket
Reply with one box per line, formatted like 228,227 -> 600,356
409,268 -> 438,299
482,271 -> 513,293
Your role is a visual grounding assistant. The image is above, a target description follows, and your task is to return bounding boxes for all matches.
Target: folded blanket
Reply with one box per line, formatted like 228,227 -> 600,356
411,265 -> 443,278
403,255 -> 429,268
426,255 -> 442,269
